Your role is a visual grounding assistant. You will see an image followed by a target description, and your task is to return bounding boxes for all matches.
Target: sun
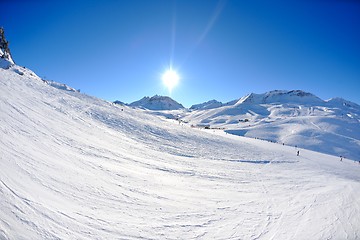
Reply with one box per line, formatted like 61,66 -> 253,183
162,69 -> 179,93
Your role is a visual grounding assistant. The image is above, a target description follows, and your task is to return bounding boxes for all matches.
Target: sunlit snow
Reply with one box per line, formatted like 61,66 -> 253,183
1,66 -> 360,239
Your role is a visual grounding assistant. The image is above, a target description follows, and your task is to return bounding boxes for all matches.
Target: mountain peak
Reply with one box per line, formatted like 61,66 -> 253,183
129,95 -> 184,110
0,27 -> 14,68
326,97 -> 360,109
236,90 -> 323,105
190,99 -> 223,110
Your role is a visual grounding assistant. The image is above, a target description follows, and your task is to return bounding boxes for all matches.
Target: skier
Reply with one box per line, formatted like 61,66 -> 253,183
340,156 -> 343,161
297,150 -> 299,156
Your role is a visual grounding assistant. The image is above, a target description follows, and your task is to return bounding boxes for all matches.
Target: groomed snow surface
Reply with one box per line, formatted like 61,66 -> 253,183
1,66 -> 360,239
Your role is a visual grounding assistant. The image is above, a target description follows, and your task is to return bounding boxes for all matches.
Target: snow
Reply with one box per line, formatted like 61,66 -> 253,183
190,100 -> 223,110
0,58 -> 12,69
0,49 -> 13,69
235,90 -> 323,105
0,29 -> 15,67
42,79 -> 78,92
182,91 -> 360,161
1,66 -> 360,239
129,95 -> 184,110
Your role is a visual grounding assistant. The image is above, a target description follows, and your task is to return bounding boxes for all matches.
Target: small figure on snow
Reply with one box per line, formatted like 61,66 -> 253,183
340,156 -> 343,161
297,150 -> 300,156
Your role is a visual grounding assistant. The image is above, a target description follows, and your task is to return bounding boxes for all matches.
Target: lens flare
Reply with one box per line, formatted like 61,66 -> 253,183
162,69 -> 179,93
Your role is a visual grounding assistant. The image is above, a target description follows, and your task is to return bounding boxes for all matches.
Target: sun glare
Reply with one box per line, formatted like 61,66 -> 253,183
162,69 -> 179,93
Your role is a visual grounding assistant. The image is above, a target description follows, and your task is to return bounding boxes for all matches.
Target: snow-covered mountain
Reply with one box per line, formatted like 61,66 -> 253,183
182,90 -> 360,160
129,95 -> 184,110
235,90 -> 323,105
190,99 -> 223,110
1,29 -> 360,239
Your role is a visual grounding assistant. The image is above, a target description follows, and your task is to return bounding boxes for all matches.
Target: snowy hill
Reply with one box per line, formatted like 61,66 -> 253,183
190,99 -> 223,110
129,95 -> 184,110
2,64 -> 360,239
2,61 -> 360,240
1,27 -> 360,238
183,90 -> 360,160
235,90 -> 323,105
326,97 -> 360,109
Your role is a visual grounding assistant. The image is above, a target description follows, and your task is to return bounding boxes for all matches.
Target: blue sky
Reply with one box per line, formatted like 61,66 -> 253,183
1,0 -> 360,107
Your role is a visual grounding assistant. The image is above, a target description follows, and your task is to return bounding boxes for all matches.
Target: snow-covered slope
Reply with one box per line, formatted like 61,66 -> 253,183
183,90 -> 360,161
0,47 -> 13,69
190,99 -> 223,110
1,64 -> 360,239
236,90 -> 323,105
129,95 -> 184,110
42,79 -> 78,92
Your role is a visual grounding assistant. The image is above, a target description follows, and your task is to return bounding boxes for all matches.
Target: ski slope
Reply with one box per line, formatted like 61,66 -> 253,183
1,66 -> 360,239
181,91 -> 360,161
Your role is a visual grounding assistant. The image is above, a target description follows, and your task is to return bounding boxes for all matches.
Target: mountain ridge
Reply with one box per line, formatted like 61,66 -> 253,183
181,90 -> 360,160
128,95 -> 184,110
124,90 -> 359,111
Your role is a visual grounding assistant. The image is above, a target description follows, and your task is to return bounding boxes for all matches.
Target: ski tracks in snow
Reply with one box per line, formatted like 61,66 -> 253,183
1,69 -> 360,239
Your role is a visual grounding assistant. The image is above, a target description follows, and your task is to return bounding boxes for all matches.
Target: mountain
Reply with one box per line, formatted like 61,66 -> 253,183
113,100 -> 126,105
129,95 -> 184,110
190,99 -> 223,110
1,30 -> 360,239
182,90 -> 360,160
326,97 -> 360,109
235,90 -> 323,105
